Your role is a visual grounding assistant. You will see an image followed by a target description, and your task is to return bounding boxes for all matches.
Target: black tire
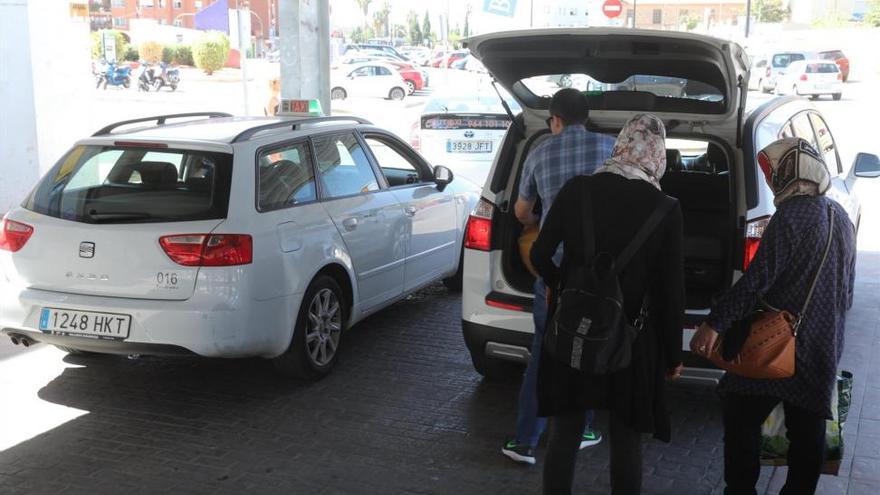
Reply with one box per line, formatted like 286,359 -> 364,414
405,79 -> 416,95
833,93 -> 842,101
123,77 -> 131,89
330,87 -> 347,100
95,77 -> 103,89
810,94 -> 819,100
442,245 -> 464,292
170,83 -> 177,91
273,275 -> 347,380
389,87 -> 405,101
471,353 -> 524,382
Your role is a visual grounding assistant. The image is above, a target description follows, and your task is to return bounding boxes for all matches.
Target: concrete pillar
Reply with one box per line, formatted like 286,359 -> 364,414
278,0 -> 330,115
0,1 -> 90,213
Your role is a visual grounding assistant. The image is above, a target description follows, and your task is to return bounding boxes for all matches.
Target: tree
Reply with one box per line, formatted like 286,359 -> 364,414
754,0 -> 790,23
422,11 -> 432,44
192,31 -> 230,75
139,41 -> 163,63
407,11 -> 422,46
867,0 -> 880,27
355,0 -> 372,33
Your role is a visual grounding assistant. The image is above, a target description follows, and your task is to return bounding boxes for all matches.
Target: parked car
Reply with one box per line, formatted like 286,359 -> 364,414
757,50 -> 815,93
333,55 -> 427,95
0,112 -> 480,379
774,60 -> 843,100
818,49 -> 850,82
346,43 -> 412,63
747,55 -> 768,91
411,90 -> 522,186
458,28 -> 877,381
400,46 -> 431,66
330,62 -> 408,101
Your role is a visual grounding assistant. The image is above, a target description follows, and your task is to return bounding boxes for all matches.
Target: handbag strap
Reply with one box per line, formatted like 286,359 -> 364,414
794,205 -> 835,332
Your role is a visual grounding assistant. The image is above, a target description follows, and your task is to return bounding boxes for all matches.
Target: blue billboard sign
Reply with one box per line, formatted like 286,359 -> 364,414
483,0 -> 518,18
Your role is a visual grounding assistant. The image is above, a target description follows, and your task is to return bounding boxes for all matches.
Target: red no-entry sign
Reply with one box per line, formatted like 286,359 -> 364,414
602,0 -> 624,19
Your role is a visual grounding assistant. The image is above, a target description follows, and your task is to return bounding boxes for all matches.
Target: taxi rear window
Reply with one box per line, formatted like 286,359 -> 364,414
23,145 -> 233,223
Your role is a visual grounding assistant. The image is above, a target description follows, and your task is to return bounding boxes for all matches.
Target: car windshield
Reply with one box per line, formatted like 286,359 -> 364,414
23,145 -> 233,224
519,73 -> 724,102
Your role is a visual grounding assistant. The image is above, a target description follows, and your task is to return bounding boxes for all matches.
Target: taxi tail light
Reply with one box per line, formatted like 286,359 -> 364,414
465,199 -> 495,252
0,218 -> 34,252
743,216 -> 771,272
160,234 -> 252,266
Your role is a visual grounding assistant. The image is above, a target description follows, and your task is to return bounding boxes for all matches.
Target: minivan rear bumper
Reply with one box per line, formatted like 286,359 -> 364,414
462,319 -> 533,364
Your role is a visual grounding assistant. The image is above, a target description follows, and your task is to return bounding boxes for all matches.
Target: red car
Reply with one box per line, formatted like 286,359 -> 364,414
398,68 -> 424,95
819,50 -> 850,82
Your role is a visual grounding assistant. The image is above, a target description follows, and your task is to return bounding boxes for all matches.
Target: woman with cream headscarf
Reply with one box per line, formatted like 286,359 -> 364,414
530,114 -> 685,495
690,137 -> 857,495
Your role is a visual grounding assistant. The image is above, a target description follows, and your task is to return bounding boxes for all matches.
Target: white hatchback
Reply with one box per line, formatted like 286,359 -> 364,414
0,113 -> 479,379
330,62 -> 408,101
774,60 -> 844,101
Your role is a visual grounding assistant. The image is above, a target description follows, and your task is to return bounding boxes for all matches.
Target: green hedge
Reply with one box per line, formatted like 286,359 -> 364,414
192,31 -> 230,74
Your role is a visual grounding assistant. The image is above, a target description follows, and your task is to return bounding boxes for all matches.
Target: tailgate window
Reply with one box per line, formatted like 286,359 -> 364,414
23,145 -> 233,223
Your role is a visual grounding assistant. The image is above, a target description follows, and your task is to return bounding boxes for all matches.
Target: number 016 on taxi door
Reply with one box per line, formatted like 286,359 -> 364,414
39,308 -> 131,340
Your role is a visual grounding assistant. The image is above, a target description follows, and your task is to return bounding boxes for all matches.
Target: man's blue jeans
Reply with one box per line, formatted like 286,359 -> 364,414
515,278 -> 594,447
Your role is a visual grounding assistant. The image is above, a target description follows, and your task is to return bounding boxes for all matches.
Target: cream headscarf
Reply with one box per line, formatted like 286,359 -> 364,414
596,113 -> 667,190
758,138 -> 831,206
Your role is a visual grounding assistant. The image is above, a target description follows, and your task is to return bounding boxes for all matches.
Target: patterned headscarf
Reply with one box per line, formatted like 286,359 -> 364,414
758,137 -> 831,206
596,113 -> 667,190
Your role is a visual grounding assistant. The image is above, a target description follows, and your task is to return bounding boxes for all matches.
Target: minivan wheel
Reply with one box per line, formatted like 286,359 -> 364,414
273,275 -> 347,380
471,353 -> 523,382
389,87 -> 405,101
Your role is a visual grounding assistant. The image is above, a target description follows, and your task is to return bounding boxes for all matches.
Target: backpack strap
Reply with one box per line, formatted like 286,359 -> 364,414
581,178 -> 596,262
612,195 -> 677,276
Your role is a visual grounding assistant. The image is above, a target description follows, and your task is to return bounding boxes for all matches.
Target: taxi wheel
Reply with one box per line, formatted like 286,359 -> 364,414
273,275 -> 347,380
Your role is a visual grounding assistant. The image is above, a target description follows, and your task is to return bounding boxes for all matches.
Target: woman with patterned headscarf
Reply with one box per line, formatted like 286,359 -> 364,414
531,114 -> 686,494
690,137 -> 857,495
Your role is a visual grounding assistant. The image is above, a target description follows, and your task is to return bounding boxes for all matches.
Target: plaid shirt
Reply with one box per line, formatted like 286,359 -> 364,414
519,125 -> 616,226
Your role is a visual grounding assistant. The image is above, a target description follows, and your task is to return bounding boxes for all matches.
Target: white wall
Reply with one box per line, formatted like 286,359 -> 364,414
0,1 -> 90,213
129,19 -> 204,47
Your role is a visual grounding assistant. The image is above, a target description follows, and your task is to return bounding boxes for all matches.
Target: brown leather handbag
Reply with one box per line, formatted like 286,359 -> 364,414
709,206 -> 834,379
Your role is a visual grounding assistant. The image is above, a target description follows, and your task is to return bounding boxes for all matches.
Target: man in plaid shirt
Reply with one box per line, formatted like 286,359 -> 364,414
502,88 -> 616,465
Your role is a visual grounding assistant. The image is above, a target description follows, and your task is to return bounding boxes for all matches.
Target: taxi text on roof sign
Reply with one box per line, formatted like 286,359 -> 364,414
278,99 -> 324,117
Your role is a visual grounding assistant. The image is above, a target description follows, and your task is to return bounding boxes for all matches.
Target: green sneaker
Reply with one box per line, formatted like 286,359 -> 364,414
579,428 -> 602,449
502,438 -> 536,465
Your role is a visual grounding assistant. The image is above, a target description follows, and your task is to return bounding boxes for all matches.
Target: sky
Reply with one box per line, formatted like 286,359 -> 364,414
329,0 -> 529,35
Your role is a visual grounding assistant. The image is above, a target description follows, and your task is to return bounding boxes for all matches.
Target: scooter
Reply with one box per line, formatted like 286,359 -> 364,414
101,63 -> 132,89
152,62 -> 180,91
137,63 -> 157,92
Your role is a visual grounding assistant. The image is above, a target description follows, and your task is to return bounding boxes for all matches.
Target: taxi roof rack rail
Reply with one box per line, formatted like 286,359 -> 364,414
92,112 -> 234,137
231,116 -> 373,143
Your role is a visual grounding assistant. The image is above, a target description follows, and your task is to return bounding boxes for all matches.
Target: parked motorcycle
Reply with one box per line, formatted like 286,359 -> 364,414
152,62 -> 180,91
137,63 -> 157,92
100,63 -> 132,90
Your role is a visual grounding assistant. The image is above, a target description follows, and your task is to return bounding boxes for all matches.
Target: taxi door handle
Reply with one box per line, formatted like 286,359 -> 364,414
404,206 -> 417,217
342,217 -> 358,231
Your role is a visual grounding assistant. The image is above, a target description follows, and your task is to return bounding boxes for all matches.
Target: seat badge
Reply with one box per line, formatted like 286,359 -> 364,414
79,242 -> 95,259
464,130 -> 475,138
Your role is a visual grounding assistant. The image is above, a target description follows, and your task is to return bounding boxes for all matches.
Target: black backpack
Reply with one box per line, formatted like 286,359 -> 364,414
543,182 -> 676,375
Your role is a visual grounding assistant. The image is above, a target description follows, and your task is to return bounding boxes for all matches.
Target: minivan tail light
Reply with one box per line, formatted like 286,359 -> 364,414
0,218 -> 34,252
743,216 -> 771,271
799,74 -> 808,81
160,234 -> 252,266
464,199 -> 495,252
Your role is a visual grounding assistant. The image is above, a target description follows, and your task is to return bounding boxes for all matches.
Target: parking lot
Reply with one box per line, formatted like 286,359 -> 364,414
3,47 -> 880,495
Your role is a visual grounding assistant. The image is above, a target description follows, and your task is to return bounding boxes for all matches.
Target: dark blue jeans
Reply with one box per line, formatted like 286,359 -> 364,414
515,278 -> 594,447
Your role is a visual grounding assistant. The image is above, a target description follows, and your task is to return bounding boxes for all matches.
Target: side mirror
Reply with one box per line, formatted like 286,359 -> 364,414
434,165 -> 454,191
853,152 -> 880,178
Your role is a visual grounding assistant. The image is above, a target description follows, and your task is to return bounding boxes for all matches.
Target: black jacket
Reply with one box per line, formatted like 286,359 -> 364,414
531,173 -> 685,442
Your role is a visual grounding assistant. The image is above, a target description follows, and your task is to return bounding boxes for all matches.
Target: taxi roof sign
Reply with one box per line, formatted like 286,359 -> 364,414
278,99 -> 324,117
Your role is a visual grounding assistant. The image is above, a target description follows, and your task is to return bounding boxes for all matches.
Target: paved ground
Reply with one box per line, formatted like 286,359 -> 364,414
1,246 -> 879,494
